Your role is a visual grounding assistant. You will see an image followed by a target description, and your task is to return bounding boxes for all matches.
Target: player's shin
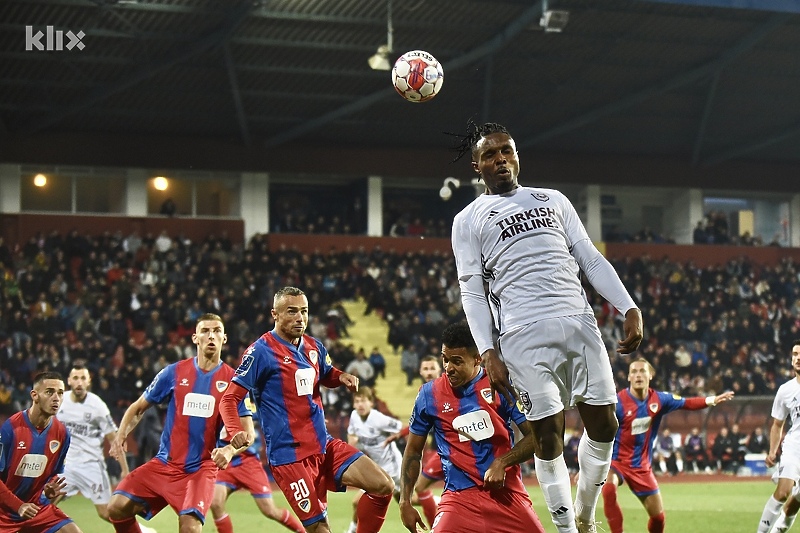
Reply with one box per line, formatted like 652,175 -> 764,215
355,493 -> 392,533
760,497 -> 786,533
574,434 -> 613,524
601,482 -> 623,533
535,454 -> 577,533
416,489 -> 438,527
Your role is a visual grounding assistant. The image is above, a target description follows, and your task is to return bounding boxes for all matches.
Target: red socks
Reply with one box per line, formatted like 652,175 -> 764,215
648,512 -> 666,533
214,513 -> 234,533
110,517 -> 142,533
601,482 -> 624,533
417,490 -> 438,527
355,493 -> 392,533
279,508 -> 306,533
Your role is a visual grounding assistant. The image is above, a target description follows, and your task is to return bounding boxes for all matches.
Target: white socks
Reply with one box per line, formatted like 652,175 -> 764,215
770,511 -> 797,533
759,496 -> 785,533
574,434 -> 613,523
535,454 -> 577,533
347,521 -> 357,533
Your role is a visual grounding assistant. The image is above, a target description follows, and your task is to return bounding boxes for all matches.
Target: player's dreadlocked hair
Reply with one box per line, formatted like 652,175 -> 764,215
447,119 -> 510,163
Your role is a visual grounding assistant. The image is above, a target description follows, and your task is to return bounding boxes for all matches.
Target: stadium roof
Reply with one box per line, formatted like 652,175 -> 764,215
1,0 -> 799,190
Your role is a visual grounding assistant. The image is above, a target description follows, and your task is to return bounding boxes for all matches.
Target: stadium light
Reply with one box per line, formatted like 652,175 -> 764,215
368,0 -> 393,71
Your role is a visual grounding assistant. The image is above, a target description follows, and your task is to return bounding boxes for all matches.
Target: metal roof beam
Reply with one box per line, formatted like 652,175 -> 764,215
518,12 -> 790,149
691,71 -> 720,166
636,0 -> 800,15
703,123 -> 800,165
18,2 -> 254,136
264,0 -> 548,148
223,43 -> 251,147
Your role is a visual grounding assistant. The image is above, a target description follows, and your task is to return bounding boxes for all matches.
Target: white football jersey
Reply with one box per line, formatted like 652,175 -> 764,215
772,377 -> 800,451
347,409 -> 403,478
452,186 -> 592,334
57,391 -> 118,463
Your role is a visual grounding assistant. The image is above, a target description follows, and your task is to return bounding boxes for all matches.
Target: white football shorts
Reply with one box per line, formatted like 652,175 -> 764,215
64,459 -> 113,505
775,442 -> 800,484
499,313 -> 616,421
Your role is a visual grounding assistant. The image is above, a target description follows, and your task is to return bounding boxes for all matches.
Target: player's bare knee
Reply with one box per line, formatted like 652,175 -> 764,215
96,504 -> 110,522
178,514 -> 203,533
106,496 -> 131,521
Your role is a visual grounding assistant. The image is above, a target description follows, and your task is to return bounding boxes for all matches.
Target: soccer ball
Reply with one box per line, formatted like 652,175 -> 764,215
391,50 -> 444,103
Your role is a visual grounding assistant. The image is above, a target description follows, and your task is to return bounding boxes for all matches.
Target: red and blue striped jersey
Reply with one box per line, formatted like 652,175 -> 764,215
144,358 -> 248,473
0,410 -> 70,509
231,330 -> 343,467
408,368 -> 528,494
613,388 -> 706,469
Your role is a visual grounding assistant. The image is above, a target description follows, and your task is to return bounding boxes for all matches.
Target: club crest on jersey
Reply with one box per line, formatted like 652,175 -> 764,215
649,403 -> 659,413
216,381 -> 228,392
49,440 -> 60,453
480,388 -> 493,402
532,192 -> 550,202
298,499 -> 311,513
309,350 -> 318,364
84,413 -> 92,422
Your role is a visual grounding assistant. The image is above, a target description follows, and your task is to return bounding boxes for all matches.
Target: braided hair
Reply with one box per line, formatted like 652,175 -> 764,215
448,119 -> 510,163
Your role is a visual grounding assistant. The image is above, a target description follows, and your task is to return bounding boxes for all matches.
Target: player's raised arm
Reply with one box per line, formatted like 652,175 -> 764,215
220,381 -> 253,449
110,394 -> 152,462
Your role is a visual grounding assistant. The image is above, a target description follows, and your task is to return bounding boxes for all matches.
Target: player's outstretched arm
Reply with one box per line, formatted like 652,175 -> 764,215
618,308 -> 644,354
481,349 -> 517,406
399,432 -> 428,532
767,417 -> 785,467
220,381 -> 253,449
43,475 -> 68,507
105,431 -> 129,478
484,420 -> 536,490
110,395 -> 152,461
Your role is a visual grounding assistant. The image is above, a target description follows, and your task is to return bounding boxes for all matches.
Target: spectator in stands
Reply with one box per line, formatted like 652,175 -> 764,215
369,346 -> 386,380
711,427 -> 737,473
345,348 -> 376,388
683,427 -> 711,473
654,429 -> 682,475
401,344 -> 420,386
160,197 -> 177,217
730,423 -> 749,466
747,426 -> 769,454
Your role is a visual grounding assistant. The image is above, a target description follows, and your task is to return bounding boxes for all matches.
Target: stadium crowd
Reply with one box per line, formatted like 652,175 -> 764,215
0,228 -> 794,466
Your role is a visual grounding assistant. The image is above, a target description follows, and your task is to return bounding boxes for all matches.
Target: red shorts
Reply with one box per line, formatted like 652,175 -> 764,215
610,459 -> 659,497
216,453 -> 273,498
432,487 -> 544,533
270,438 -> 362,527
0,504 -> 72,533
113,458 -> 217,523
421,451 -> 444,481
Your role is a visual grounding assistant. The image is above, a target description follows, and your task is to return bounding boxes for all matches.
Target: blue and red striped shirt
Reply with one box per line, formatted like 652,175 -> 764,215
613,388 -> 707,470
231,330 -> 343,467
0,410 -> 70,513
408,368 -> 528,494
144,357 -> 248,473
